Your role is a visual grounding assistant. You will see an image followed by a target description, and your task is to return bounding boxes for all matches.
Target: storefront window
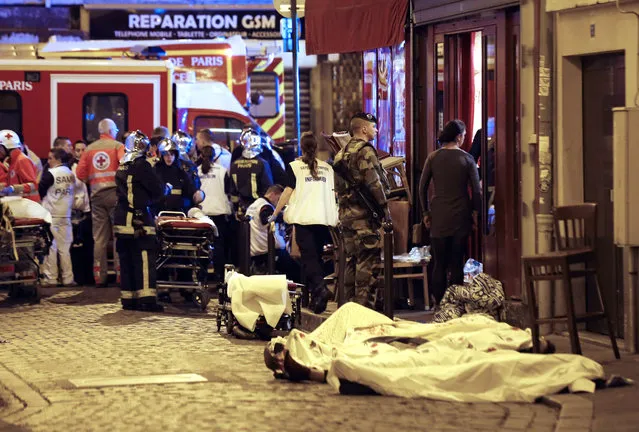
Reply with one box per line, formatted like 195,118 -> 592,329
362,43 -> 407,156
392,42 -> 406,157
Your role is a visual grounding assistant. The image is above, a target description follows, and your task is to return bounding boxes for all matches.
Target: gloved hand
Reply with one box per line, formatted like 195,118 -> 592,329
267,213 -> 278,224
0,185 -> 14,196
164,183 -> 173,195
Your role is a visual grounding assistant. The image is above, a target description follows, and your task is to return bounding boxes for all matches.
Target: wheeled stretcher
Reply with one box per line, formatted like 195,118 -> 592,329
155,211 -> 218,311
216,266 -> 303,340
0,217 -> 53,300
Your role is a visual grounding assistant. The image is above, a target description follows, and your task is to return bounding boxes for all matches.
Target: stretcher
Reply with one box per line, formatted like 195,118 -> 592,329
155,211 -> 218,311
0,217 -> 53,300
216,265 -> 303,340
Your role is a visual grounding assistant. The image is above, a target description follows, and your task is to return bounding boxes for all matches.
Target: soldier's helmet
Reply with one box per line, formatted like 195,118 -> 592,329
240,128 -> 263,159
171,130 -> 193,155
0,129 -> 21,150
158,138 -> 179,155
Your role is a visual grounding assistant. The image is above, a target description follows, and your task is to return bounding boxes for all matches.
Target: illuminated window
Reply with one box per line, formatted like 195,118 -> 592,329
248,72 -> 280,118
83,93 -> 128,142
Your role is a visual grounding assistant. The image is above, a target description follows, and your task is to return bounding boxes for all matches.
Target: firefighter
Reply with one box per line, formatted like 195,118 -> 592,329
154,138 -> 202,213
113,131 -> 166,312
76,118 -> 125,287
230,128 -> 274,213
0,129 -> 40,202
172,130 -> 201,190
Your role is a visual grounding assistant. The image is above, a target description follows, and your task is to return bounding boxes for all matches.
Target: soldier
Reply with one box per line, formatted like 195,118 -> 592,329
172,130 -> 201,190
113,131 -> 166,312
333,113 -> 391,310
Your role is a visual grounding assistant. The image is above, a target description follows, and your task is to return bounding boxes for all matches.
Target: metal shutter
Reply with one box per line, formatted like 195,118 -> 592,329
284,69 -> 311,138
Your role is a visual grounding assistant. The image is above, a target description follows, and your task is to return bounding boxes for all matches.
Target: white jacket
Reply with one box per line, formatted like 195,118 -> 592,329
284,159 -> 338,227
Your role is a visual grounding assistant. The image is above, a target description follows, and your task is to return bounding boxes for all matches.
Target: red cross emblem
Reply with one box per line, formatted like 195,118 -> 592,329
4,133 -> 13,140
92,151 -> 110,171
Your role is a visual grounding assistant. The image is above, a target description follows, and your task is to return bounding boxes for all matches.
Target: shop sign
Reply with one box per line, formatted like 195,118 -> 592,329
89,10 -> 303,40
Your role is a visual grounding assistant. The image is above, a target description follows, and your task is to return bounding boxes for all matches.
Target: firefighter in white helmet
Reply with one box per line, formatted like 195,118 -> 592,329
171,130 -> 201,190
0,129 -> 40,202
113,131 -> 166,312
229,128 -> 274,213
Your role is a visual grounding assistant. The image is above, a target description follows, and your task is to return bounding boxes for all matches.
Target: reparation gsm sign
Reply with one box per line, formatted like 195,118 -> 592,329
128,14 -> 276,31
89,10 -> 292,40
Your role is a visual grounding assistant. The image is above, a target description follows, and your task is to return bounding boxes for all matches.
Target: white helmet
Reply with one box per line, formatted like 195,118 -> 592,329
171,130 -> 193,155
240,128 -> 263,159
0,130 -> 21,150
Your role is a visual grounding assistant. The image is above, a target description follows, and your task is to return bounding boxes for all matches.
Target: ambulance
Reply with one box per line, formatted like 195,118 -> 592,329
39,36 -> 287,141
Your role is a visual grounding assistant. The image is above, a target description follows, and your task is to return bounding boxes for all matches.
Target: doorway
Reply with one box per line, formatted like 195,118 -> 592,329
582,53 -> 625,337
415,9 -> 521,296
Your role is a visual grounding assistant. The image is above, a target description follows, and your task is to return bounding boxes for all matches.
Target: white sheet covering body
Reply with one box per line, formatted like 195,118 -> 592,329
228,273 -> 292,331
281,303 -> 604,403
1,196 -> 52,223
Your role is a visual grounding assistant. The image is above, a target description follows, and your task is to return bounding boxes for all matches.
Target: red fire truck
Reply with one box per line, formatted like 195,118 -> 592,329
39,36 -> 286,142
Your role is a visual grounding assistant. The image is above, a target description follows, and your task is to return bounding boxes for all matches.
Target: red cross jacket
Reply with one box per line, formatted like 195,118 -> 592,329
6,148 -> 40,202
76,135 -> 125,197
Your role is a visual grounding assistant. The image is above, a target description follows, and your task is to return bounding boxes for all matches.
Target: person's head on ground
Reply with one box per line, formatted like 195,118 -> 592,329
350,112 -> 378,142
158,138 -> 178,166
196,129 -> 215,152
53,136 -> 73,155
98,118 -> 119,140
265,184 -> 284,207
438,120 -> 466,148
300,131 -> 320,180
74,140 -> 87,159
47,147 -> 68,169
152,126 -> 170,139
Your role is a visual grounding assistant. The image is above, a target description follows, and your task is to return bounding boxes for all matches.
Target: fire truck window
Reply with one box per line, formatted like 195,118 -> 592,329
82,93 -> 128,143
194,116 -> 244,150
248,73 -> 279,118
0,91 -> 22,136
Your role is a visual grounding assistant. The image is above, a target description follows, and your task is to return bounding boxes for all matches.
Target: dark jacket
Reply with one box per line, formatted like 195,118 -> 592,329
154,158 -> 197,213
114,156 -> 165,241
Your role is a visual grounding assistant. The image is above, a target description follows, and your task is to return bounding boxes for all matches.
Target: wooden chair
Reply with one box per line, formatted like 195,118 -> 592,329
522,203 -> 620,358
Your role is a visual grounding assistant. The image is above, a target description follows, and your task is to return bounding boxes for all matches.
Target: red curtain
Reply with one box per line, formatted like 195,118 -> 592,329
306,0 -> 409,55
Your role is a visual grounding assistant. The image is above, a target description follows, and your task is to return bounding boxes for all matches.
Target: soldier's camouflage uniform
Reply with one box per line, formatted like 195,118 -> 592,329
334,138 -> 389,308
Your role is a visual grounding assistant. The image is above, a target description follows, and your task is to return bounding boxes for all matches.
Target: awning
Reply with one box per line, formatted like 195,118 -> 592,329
306,0 -> 409,55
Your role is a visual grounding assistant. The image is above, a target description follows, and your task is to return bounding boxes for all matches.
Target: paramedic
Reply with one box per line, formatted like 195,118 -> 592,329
39,147 -> 76,286
114,131 -> 166,312
196,128 -> 231,172
198,141 -> 233,281
246,184 -> 300,282
271,132 -> 339,314
76,118 -> 125,287
0,130 -> 40,202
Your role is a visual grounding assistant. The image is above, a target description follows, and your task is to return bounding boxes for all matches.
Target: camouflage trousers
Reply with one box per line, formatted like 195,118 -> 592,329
342,218 -> 382,309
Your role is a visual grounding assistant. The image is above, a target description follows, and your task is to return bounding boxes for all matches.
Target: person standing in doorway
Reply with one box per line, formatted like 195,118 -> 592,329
419,119 -> 481,306
76,118 -> 125,287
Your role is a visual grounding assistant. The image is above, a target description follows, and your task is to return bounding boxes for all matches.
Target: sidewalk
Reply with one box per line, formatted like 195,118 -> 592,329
301,302 -> 639,432
0,287 -> 635,431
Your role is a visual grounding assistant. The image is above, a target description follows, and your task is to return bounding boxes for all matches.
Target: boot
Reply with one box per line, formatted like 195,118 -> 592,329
311,288 -> 330,314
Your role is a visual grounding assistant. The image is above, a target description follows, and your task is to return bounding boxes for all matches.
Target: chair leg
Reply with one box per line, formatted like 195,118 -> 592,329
593,270 -> 621,359
524,263 -> 541,354
562,261 -> 582,355
407,278 -> 415,308
422,263 -> 430,310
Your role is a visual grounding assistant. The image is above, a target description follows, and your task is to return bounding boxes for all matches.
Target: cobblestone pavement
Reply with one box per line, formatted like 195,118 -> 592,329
0,288 -> 558,432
